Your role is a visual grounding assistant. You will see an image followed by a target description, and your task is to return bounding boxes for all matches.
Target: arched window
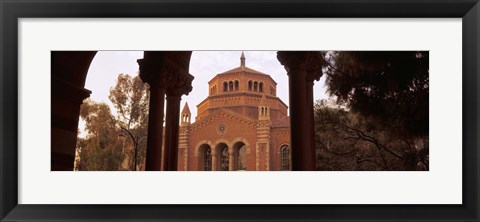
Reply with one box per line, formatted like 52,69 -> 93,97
253,81 -> 258,92
229,81 -> 234,91
234,80 -> 239,91
259,82 -> 263,92
211,86 -> 216,95
203,147 -> 212,171
223,82 -> 228,92
280,145 -> 290,171
220,146 -> 229,171
248,81 -> 252,91
237,145 -> 246,170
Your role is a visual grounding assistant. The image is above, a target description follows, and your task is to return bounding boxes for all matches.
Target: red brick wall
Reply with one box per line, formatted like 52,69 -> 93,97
182,69 -> 291,171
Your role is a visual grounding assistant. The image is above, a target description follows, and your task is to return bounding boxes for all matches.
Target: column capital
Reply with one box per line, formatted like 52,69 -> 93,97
165,71 -> 194,97
277,51 -> 324,81
138,56 -> 194,95
137,58 -> 165,88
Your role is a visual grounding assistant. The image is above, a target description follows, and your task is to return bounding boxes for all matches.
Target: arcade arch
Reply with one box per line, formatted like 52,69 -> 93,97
51,51 -> 323,171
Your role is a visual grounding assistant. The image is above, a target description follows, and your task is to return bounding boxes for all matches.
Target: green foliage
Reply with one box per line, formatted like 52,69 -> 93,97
77,74 -> 149,171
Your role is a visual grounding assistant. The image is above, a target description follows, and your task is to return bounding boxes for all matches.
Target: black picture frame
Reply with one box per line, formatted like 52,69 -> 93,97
1,0 -> 479,221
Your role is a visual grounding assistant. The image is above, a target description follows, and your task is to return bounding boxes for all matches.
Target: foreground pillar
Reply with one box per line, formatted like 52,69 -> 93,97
163,94 -> 182,171
277,51 -> 323,171
138,57 -> 166,171
163,72 -> 194,171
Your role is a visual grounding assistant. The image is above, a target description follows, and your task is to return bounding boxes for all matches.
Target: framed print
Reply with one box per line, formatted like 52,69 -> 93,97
1,0 -> 479,221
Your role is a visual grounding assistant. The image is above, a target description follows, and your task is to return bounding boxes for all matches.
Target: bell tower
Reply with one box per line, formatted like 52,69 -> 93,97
258,94 -> 270,121
256,94 -> 271,170
178,102 -> 191,170
181,102 -> 191,126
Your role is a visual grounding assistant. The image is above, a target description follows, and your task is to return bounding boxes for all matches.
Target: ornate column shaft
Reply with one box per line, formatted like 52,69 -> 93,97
163,66 -> 194,171
164,95 -> 181,171
277,51 -> 323,171
138,57 -> 166,171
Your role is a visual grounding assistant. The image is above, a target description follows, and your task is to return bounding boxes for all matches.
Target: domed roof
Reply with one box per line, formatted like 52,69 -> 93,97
208,52 -> 278,85
219,65 -> 270,76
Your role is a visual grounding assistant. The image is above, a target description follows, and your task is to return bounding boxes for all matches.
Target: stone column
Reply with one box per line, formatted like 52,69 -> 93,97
163,94 -> 181,171
163,71 -> 194,171
138,57 -> 166,171
229,151 -> 235,171
277,51 -> 323,171
211,150 -> 218,171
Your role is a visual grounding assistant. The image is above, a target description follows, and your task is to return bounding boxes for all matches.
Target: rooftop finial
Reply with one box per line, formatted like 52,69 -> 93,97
240,51 -> 245,67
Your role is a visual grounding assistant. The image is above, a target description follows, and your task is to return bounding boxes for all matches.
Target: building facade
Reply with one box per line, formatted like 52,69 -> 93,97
178,53 -> 291,171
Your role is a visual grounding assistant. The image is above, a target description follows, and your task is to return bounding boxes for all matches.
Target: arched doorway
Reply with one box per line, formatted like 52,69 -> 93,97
233,141 -> 247,171
198,144 -> 212,171
215,143 -> 229,171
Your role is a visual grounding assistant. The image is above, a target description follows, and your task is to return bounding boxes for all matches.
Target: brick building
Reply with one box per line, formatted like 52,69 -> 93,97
177,53 -> 291,171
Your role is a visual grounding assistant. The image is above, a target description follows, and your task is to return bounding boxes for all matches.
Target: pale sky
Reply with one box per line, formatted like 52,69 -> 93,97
81,51 -> 328,136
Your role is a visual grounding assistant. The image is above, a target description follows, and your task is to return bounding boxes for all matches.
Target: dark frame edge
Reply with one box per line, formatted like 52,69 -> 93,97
463,2 -> 480,222
0,0 -> 19,221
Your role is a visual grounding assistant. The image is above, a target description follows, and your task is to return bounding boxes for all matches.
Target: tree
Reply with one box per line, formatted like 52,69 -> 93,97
76,99 -> 124,171
323,51 -> 429,139
108,74 -> 149,170
109,73 -> 149,130
314,99 -> 429,171
76,74 -> 150,171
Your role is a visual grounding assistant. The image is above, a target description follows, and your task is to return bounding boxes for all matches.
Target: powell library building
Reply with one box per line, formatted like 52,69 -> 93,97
177,53 -> 291,171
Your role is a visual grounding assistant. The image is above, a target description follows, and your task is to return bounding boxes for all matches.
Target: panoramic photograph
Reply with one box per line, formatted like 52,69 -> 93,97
51,51 -> 429,171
